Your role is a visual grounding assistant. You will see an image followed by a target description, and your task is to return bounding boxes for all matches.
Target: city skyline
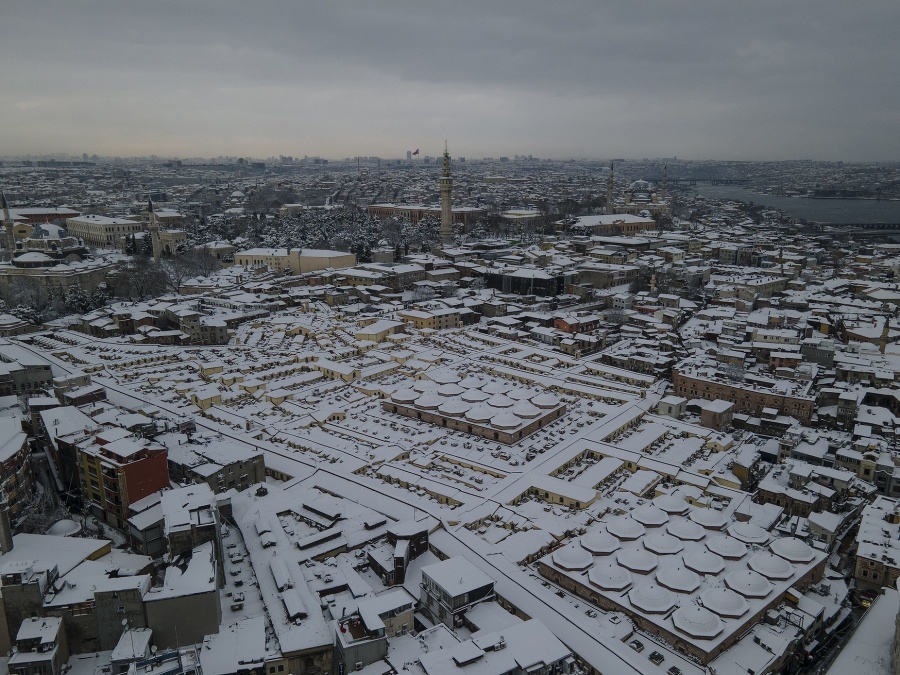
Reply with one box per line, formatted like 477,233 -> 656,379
4,1 -> 899,162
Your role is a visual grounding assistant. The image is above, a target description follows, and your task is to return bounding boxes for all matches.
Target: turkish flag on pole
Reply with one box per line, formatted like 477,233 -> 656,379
412,149 -> 419,155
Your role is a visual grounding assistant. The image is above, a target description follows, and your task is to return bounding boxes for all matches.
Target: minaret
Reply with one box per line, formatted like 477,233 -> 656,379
148,198 -> 161,263
606,162 -> 615,214
439,141 -> 453,246
0,494 -> 13,554
1,193 -> 15,261
881,314 -> 891,355
662,163 -> 668,201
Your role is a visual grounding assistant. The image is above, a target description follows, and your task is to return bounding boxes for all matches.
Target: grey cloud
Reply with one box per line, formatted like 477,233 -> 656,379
2,1 -> 899,160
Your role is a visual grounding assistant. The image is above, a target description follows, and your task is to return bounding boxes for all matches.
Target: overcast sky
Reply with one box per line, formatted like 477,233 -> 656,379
4,1 -> 898,161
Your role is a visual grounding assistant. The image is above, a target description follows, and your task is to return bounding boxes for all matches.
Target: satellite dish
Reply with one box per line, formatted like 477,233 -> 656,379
151,646 -> 158,654
121,619 -> 128,626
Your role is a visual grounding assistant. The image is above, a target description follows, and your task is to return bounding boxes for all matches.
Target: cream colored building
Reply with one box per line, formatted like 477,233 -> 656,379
65,215 -> 144,248
234,248 -> 356,274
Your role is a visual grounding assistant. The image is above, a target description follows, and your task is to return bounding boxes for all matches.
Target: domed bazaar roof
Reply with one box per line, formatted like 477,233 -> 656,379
438,399 -> 472,416
666,519 -> 705,541
491,412 -> 521,430
461,389 -> 490,403
552,543 -> 593,571
643,532 -> 684,556
617,548 -> 659,574
748,553 -> 794,580
725,570 -> 773,598
689,508 -> 728,530
628,583 -> 676,614
683,549 -> 725,576
481,380 -> 511,395
465,405 -> 497,422
415,392 -> 444,409
727,521 -> 770,545
391,388 -> 418,404
653,494 -> 689,515
530,393 -> 560,409
706,535 -> 748,560
632,505 -> 669,527
580,529 -> 620,555
588,562 -> 633,591
606,516 -> 646,541
701,587 -> 750,618
437,383 -> 465,397
656,566 -> 701,593
672,606 -> 724,639
770,537 -> 815,563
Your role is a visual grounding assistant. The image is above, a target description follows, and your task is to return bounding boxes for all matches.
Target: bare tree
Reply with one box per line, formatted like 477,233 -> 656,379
187,249 -> 222,277
1,277 -> 43,310
125,257 -> 167,300
161,257 -> 195,292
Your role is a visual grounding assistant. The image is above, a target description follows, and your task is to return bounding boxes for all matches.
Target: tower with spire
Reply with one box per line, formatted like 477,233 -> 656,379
606,162 -> 615,215
440,142 -> 453,247
662,162 -> 668,201
147,198 -> 161,263
1,194 -> 15,261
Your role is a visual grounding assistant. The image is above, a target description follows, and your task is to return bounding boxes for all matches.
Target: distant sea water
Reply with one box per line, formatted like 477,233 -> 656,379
691,183 -> 900,225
